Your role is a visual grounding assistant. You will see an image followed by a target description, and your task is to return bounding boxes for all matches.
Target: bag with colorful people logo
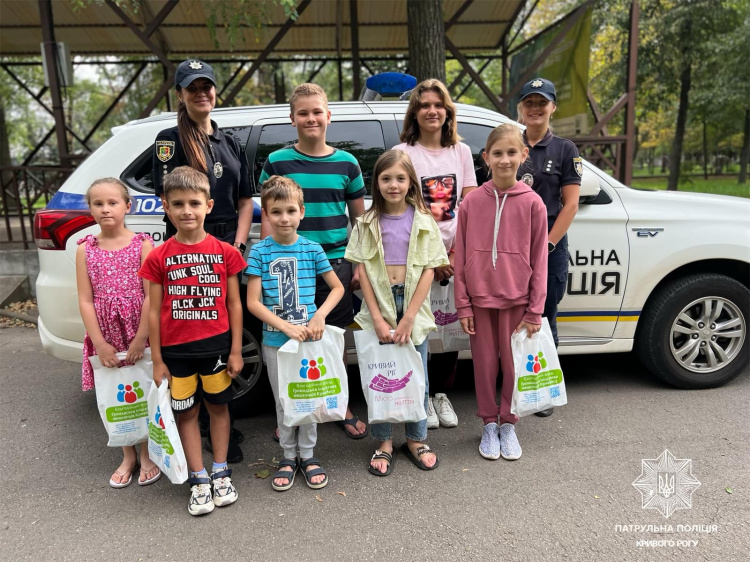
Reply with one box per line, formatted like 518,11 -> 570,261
277,325 -> 349,426
354,329 -> 427,424
91,348 -> 153,447
146,380 -> 188,484
510,318 -> 568,417
428,278 -> 471,353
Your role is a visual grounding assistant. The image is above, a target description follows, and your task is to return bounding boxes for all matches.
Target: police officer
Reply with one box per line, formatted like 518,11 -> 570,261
153,59 -> 253,250
152,59 -> 253,460
516,78 -> 582,417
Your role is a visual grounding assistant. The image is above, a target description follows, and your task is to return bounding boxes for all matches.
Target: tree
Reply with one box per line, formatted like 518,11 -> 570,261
406,0 -> 446,82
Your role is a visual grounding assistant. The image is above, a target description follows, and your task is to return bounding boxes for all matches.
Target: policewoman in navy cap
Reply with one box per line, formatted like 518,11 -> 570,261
152,59 -> 252,460
152,59 -> 253,250
516,77 -> 582,417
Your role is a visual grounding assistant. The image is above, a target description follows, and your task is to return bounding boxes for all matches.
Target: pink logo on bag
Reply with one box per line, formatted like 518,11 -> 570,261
116,381 -> 144,403
526,352 -> 548,374
434,309 -> 458,326
299,357 -> 327,380
369,370 -> 413,393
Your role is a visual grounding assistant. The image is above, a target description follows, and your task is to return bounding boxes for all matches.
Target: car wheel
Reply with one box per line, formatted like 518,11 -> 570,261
637,273 -> 749,388
229,328 -> 271,416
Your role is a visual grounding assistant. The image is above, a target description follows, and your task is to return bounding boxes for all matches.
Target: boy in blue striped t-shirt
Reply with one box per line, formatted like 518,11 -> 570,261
246,175 -> 344,492
259,83 -> 369,439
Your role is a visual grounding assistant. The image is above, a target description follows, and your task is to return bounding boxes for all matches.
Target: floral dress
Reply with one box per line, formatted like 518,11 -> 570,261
79,232 -> 152,391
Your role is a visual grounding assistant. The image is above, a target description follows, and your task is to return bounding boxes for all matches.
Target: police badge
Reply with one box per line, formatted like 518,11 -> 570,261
213,161 -> 223,178
521,173 -> 534,187
573,157 -> 583,177
156,140 -> 174,163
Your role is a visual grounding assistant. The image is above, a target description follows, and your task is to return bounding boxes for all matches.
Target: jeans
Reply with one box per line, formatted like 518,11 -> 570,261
545,234 -> 569,346
370,284 -> 430,442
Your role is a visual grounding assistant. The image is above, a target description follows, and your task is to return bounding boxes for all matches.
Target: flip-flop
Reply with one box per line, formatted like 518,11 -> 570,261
400,443 -> 440,471
368,449 -> 395,477
300,457 -> 328,490
138,466 -> 162,486
271,458 -> 298,492
109,464 -> 138,489
335,414 -> 368,440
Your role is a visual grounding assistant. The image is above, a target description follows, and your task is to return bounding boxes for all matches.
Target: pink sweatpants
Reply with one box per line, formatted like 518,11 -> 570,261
469,305 -> 526,425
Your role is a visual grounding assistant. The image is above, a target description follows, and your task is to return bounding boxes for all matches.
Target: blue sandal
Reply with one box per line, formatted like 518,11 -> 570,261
271,458 -> 297,492
300,457 -> 328,489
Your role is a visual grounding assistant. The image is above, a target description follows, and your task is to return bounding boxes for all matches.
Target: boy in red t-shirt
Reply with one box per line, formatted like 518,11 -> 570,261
139,166 -> 246,516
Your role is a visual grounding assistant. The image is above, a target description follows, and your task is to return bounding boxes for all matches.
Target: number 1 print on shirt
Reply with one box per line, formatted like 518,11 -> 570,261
270,257 -> 308,324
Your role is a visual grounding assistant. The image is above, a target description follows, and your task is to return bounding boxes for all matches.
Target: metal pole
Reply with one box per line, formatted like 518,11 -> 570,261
350,0 -> 361,99
38,0 -> 70,169
622,0 -> 639,185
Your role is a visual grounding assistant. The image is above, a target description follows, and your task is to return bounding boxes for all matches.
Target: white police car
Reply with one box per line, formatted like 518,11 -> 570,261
35,99 -> 749,407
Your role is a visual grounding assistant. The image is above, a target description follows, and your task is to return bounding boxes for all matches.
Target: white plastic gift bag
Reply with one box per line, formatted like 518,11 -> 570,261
510,318 -> 568,417
277,325 -> 349,426
91,348 -> 153,446
428,278 -> 471,354
354,329 -> 427,424
147,380 -> 188,484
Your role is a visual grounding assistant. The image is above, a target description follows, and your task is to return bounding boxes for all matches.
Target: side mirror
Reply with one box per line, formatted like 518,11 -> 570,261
579,168 -> 600,203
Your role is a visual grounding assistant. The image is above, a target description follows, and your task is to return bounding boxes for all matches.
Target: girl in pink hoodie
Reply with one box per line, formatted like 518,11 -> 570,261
454,124 -> 548,461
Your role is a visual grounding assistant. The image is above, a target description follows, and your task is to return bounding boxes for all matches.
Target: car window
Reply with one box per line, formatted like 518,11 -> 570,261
254,121 -> 386,194
122,126 -> 252,194
457,122 -> 494,185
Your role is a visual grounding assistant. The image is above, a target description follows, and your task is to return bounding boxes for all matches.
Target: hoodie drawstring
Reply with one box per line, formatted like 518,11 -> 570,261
492,190 -> 508,270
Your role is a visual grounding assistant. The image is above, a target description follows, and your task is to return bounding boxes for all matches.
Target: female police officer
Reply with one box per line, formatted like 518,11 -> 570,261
517,78 -> 582,417
153,59 -> 253,250
152,59 -> 253,460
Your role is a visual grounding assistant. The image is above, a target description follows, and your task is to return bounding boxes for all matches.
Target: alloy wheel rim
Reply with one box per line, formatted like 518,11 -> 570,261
669,296 -> 746,374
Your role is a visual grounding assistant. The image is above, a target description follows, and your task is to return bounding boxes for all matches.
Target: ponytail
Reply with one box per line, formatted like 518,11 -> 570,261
177,98 -> 208,173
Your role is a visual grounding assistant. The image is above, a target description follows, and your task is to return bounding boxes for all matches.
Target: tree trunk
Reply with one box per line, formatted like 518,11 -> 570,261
407,0 -> 446,83
668,62 -> 691,191
702,119 -> 708,180
0,103 -> 16,211
739,108 -> 749,184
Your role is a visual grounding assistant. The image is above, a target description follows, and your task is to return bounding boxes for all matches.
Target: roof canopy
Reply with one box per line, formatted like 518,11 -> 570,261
0,0 -> 523,57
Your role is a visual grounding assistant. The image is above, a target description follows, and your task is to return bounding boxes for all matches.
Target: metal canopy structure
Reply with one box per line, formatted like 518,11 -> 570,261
1,0 -> 639,248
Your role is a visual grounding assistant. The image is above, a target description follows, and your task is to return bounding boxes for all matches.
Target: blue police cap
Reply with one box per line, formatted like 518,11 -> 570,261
175,60 -> 217,89
520,78 -> 556,102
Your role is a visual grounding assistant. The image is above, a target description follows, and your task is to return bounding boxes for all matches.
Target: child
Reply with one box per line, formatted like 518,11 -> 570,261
454,124 -> 548,461
139,166 -> 246,516
246,175 -> 344,491
259,83 -> 369,441
345,150 -> 449,476
76,178 -> 161,488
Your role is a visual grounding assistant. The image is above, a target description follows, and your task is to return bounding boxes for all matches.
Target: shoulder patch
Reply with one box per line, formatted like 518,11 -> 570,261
573,157 -> 583,177
156,140 -> 175,163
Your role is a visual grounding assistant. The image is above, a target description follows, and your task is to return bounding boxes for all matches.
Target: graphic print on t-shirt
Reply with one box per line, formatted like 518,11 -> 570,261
421,173 -> 457,222
164,252 -> 226,321
269,256 -> 308,325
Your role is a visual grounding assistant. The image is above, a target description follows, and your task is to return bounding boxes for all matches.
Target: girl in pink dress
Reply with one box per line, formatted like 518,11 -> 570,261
76,178 -> 160,488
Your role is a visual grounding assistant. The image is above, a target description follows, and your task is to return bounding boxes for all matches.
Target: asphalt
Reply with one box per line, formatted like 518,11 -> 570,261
1,326 -> 748,562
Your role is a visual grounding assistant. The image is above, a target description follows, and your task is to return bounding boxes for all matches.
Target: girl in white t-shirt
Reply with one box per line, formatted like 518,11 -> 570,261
393,79 -> 478,429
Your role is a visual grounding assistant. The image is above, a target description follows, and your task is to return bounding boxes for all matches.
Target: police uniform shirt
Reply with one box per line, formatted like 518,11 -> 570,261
153,120 -> 251,225
517,129 -> 582,227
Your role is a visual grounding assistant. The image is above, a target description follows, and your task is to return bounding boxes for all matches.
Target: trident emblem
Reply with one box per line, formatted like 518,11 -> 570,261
658,473 -> 675,498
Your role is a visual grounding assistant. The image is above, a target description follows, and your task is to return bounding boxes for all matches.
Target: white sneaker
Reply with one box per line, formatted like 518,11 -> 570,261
211,469 -> 238,507
427,397 -> 439,429
187,477 -> 215,516
433,393 -> 458,427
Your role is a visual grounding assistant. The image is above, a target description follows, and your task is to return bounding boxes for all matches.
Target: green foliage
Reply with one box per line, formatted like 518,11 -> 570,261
630,176 -> 750,198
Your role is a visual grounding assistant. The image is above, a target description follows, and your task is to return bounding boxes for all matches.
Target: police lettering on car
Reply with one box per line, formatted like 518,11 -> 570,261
152,59 -> 252,249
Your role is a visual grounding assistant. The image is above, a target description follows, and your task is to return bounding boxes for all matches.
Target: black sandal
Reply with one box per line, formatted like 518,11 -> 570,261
400,443 -> 440,471
271,458 -> 297,492
300,457 -> 328,489
335,414 -> 368,440
368,449 -> 395,477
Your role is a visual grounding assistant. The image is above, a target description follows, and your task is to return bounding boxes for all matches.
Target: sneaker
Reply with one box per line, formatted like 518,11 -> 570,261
479,422 -> 500,460
211,469 -> 238,507
427,397 -> 439,429
433,393 -> 458,427
499,423 -> 522,460
187,477 -> 215,516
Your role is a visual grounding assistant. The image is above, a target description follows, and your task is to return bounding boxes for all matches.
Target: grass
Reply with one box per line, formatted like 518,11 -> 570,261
629,176 -> 750,199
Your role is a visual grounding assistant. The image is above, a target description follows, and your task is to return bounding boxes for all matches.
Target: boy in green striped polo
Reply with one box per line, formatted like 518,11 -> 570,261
259,83 -> 369,439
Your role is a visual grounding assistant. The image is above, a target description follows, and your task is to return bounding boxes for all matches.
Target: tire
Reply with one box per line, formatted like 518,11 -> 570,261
230,317 -> 273,416
636,273 -> 749,389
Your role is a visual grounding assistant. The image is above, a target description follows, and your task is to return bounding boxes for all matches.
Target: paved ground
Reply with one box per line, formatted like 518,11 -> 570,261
1,325 -> 748,562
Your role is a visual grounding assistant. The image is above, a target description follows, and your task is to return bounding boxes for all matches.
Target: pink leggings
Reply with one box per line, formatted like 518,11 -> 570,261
469,305 -> 526,425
